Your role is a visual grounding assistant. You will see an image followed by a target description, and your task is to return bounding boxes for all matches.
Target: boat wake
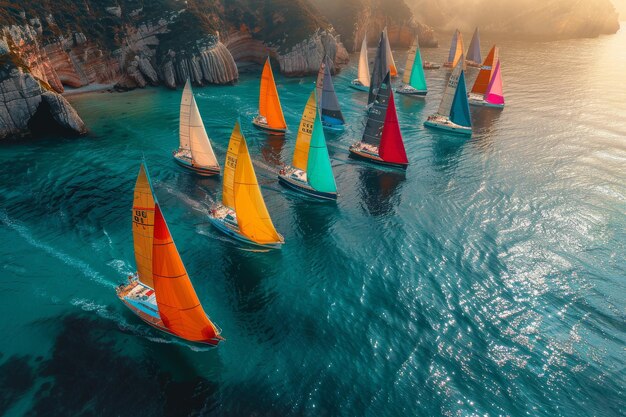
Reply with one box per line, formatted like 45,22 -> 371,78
0,211 -> 115,289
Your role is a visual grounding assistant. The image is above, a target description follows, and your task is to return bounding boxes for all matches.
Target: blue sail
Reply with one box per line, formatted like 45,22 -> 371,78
450,71 -> 472,127
307,111 -> 337,193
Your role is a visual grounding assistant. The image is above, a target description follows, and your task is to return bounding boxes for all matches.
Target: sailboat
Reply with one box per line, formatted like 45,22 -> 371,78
368,31 -> 389,106
469,59 -> 505,108
208,120 -> 284,248
278,89 -> 337,200
350,72 -> 409,169
383,27 -> 398,77
117,163 -> 223,346
468,45 -> 499,103
424,56 -> 472,135
316,56 -> 346,132
252,57 -> 287,134
350,35 -> 371,92
466,28 -> 482,68
173,80 -> 220,176
396,34 -> 427,97
443,29 -> 464,68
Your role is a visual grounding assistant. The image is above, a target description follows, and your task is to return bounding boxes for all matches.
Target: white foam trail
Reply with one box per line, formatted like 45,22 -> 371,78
0,211 -> 115,288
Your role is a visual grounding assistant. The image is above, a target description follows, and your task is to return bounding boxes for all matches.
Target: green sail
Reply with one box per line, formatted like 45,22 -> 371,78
409,45 -> 427,91
306,111 -> 337,193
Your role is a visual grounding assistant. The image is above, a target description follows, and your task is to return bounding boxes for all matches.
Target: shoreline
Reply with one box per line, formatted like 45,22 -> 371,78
62,83 -> 115,97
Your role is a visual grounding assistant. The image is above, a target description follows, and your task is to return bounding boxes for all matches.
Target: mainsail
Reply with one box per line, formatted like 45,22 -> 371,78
485,60 -> 504,105
293,91 -> 317,171
222,121 -> 244,209
152,203 -> 220,342
316,56 -> 344,125
467,28 -> 482,63
259,58 -> 287,130
383,27 -> 397,77
378,90 -> 408,164
363,72 -> 392,145
447,30 -> 464,68
132,163 -> 155,288
471,45 -> 499,95
368,32 -> 389,105
188,96 -> 219,168
306,103 -> 337,193
179,80 -> 192,151
449,70 -> 472,127
234,134 -> 282,244
437,57 -> 464,118
357,36 -> 370,87
402,34 -> 427,91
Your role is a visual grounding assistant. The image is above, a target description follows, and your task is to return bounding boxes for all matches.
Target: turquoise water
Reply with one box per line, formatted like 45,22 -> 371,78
1,27 -> 625,416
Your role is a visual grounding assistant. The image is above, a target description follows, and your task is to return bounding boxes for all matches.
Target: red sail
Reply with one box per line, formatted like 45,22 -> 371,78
378,90 -> 408,164
152,204 -> 221,343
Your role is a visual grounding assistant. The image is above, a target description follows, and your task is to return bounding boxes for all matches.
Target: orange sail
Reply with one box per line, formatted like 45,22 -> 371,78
132,163 -> 155,288
222,121 -> 244,209
259,58 -> 287,130
152,203 -> 221,342
234,134 -> 282,245
471,45 -> 499,95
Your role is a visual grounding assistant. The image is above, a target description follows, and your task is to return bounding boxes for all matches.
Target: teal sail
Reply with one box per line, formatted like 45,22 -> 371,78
450,71 -> 472,127
307,111 -> 337,193
409,43 -> 427,91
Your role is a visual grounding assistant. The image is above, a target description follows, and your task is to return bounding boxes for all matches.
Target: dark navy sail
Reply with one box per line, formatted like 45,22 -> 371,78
362,72 -> 391,145
367,32 -> 389,106
316,56 -> 345,126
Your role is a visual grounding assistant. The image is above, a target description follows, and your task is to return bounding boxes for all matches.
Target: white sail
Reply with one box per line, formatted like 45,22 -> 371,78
179,79 -> 193,150
383,27 -> 397,76
437,56 -> 464,118
402,36 -> 417,85
358,36 -> 370,87
189,96 -> 219,168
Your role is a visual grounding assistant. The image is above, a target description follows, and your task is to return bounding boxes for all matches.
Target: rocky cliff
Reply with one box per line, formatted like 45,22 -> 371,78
407,0 -> 620,40
309,0 -> 438,51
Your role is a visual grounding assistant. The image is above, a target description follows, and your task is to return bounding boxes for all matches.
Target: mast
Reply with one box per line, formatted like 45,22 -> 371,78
259,58 -> 287,130
378,90 -> 408,164
357,36 -> 370,87
179,80 -> 192,151
437,56 -> 464,118
471,45 -> 499,95
449,70 -> 472,127
292,90 -> 317,171
363,72 -> 392,146
306,104 -> 337,193
188,96 -> 219,168
152,203 -> 221,342
222,121 -> 244,209
233,134 -> 282,244
368,32 -> 389,105
132,163 -> 156,288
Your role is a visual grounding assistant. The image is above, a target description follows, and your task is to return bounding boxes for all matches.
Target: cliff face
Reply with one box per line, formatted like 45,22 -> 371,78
309,0 -> 438,51
407,0 -> 620,40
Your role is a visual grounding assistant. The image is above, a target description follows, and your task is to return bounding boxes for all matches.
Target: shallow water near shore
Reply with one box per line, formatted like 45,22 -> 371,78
0,28 -> 625,416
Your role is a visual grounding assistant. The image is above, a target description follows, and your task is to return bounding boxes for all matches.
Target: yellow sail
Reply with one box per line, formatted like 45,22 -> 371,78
222,121 -> 243,209
132,163 -> 155,288
259,58 -> 287,130
234,135 -> 282,244
292,90 -> 317,171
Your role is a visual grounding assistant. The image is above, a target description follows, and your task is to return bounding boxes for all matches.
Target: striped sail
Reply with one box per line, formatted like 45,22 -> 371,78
292,90 -> 317,171
152,203 -> 221,342
437,57 -> 464,118
132,163 -> 155,288
188,96 -> 219,168
363,72 -> 392,145
357,36 -> 370,87
222,121 -> 243,209
402,34 -> 427,91
234,134 -> 282,244
259,58 -> 287,130
306,105 -> 337,193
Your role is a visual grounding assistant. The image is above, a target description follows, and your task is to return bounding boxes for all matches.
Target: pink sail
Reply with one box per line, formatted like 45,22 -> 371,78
485,60 -> 504,105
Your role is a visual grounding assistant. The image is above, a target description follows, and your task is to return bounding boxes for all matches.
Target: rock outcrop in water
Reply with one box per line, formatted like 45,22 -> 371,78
407,0 -> 620,40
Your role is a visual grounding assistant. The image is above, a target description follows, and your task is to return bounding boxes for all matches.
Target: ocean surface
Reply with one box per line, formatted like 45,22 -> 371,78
1,27 -> 625,417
